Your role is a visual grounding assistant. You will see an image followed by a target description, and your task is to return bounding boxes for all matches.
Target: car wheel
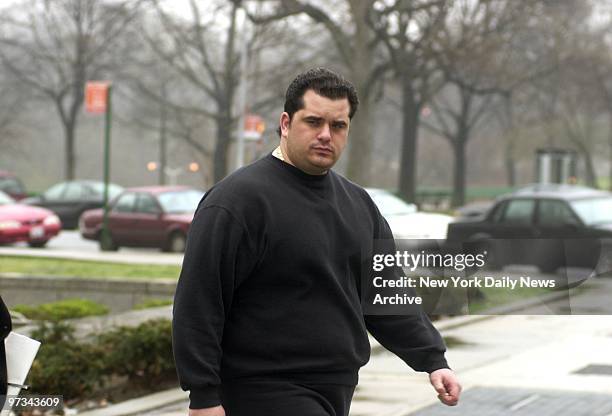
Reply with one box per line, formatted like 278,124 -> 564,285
466,237 -> 503,272
538,259 -> 559,274
165,232 -> 186,253
99,230 -> 119,252
485,246 -> 503,271
28,240 -> 48,248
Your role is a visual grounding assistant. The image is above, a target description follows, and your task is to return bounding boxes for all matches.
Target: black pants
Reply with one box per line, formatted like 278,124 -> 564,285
220,380 -> 356,416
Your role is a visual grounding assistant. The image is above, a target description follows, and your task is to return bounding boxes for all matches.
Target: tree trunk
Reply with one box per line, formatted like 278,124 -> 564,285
213,110 -> 232,182
505,153 -> 516,187
503,94 -> 516,187
159,84 -> 168,186
345,94 -> 372,185
398,79 -> 419,203
582,148 -> 599,189
505,137 -> 516,187
211,1 -> 237,183
345,1 -> 373,186
609,114 -> 612,191
452,131 -> 467,208
64,120 -> 76,181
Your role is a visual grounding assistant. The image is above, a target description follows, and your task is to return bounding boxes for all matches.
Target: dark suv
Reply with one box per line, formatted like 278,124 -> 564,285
446,185 -> 612,274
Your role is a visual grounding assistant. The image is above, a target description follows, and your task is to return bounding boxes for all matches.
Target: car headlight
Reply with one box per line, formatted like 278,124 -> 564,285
43,215 -> 60,226
0,220 -> 21,230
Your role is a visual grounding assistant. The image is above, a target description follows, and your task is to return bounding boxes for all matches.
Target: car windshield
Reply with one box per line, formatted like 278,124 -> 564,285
157,190 -> 203,214
367,190 -> 417,216
0,190 -> 15,205
570,197 -> 612,226
90,183 -> 124,199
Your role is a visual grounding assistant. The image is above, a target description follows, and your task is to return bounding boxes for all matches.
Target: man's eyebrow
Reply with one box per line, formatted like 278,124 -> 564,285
303,115 -> 324,120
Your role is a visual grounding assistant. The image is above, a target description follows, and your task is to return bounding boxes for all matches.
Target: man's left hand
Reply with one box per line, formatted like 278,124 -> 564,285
429,368 -> 461,406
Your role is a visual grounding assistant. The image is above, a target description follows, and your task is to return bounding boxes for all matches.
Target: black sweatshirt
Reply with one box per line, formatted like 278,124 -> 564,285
172,153 -> 449,409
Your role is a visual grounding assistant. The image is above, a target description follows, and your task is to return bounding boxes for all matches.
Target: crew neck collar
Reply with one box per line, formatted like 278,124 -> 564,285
266,152 -> 330,184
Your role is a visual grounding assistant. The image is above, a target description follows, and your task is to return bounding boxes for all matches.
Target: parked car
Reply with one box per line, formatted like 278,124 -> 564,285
79,186 -> 204,252
446,185 -> 612,274
23,180 -> 123,229
454,200 -> 494,222
0,171 -> 27,200
0,190 -> 61,247
366,188 -> 454,239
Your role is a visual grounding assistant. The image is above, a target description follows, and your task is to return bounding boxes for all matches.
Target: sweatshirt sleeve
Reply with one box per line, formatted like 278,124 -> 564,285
364,209 -> 449,374
172,204 -> 257,409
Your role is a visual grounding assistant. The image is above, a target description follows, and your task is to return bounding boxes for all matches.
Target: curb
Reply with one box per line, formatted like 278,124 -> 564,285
0,247 -> 183,265
78,388 -> 187,416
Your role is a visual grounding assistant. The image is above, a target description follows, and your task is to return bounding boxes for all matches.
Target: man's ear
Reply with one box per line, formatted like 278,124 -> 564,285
280,112 -> 291,138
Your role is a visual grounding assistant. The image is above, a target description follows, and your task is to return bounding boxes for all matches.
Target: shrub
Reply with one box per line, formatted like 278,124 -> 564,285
133,298 -> 173,310
13,298 -> 109,321
27,322 -> 105,401
26,319 -> 175,403
98,319 -> 175,388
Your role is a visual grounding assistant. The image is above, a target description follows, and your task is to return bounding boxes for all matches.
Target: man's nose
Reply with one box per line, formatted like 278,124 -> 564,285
317,123 -> 332,142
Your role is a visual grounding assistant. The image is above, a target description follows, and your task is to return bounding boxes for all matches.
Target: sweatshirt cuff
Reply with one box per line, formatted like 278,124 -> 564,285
425,356 -> 450,374
188,386 -> 220,409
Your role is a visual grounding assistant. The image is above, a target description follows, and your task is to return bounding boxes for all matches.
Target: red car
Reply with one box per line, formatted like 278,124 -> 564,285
0,190 -> 61,247
79,186 -> 204,252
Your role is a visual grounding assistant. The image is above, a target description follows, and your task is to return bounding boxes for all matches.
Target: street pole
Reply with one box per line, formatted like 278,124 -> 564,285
100,85 -> 113,250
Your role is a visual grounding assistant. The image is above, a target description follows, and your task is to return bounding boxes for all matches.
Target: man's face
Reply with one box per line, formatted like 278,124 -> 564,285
279,89 -> 350,175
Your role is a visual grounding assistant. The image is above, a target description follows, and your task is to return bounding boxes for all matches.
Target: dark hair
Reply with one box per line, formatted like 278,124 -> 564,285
277,67 -> 359,137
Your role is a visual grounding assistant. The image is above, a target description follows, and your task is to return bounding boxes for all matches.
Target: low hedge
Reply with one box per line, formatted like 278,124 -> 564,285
133,298 -> 173,310
13,298 -> 109,321
28,322 -> 105,399
26,319 -> 175,402
99,319 -> 175,388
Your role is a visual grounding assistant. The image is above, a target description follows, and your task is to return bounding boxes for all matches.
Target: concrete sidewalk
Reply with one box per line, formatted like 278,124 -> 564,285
83,279 -> 612,415
137,313 -> 612,416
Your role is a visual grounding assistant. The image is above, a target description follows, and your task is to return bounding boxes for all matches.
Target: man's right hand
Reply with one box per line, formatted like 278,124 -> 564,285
189,405 -> 225,416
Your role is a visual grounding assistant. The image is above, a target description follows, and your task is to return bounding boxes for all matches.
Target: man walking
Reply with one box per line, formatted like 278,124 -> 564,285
173,68 -> 461,416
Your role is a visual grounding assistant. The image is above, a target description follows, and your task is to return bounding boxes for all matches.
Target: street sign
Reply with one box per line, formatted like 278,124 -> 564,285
85,82 -> 110,114
244,114 -> 265,140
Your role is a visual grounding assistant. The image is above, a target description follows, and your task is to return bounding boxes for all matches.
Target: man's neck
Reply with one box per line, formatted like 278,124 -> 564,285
274,145 -> 328,175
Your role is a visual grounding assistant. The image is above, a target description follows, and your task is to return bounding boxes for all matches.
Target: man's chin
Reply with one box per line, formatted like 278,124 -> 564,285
308,158 -> 335,172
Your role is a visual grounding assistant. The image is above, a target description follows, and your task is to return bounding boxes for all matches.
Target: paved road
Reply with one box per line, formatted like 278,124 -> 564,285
0,231 -> 183,265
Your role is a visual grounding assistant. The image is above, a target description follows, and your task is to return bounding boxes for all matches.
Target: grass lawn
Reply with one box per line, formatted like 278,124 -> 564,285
0,255 -> 181,279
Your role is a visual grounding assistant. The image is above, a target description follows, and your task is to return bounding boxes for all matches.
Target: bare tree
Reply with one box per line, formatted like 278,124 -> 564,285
0,0 -> 144,180
249,0 -> 385,185
586,27 -> 612,190
525,0 -> 606,188
141,0 -> 305,182
556,34 -> 610,189
421,0 -> 536,206
367,0 -> 448,202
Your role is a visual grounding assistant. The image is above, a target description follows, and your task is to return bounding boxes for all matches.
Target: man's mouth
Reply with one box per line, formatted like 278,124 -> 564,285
312,146 -> 333,154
